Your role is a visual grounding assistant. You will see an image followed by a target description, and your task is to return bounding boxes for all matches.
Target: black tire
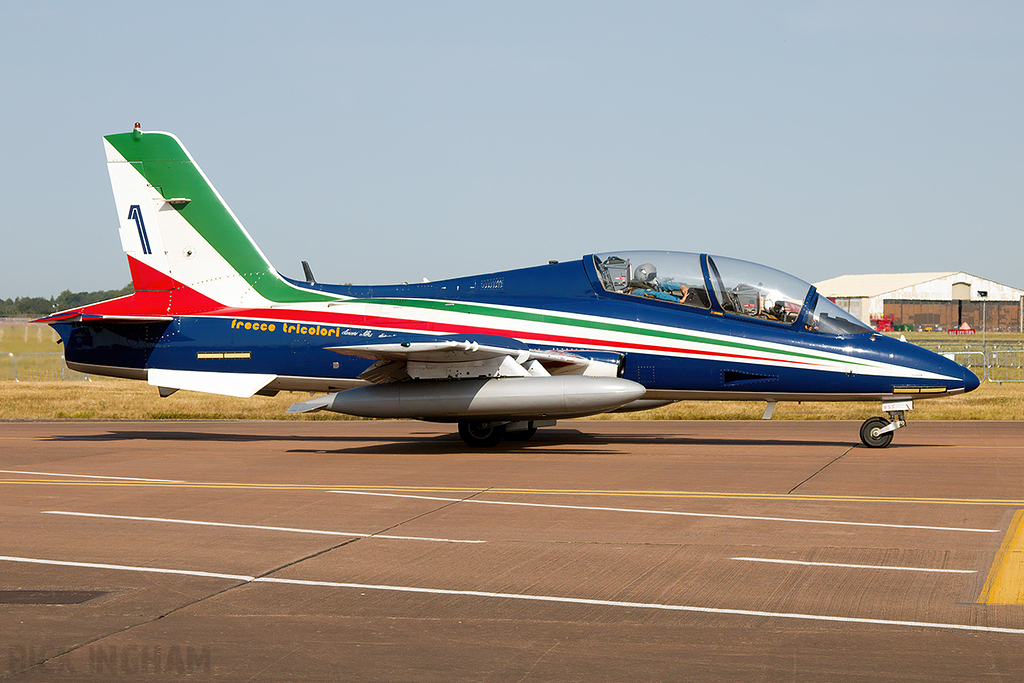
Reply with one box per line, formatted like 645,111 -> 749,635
860,416 -> 893,449
504,426 -> 538,442
458,421 -> 506,447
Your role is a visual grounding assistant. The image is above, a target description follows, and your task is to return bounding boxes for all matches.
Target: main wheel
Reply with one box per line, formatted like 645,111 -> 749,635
860,416 -> 893,449
458,421 -> 506,447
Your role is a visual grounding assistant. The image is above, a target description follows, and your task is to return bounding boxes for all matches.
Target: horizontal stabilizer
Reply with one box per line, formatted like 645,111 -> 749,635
147,368 -> 277,398
34,311 -> 174,325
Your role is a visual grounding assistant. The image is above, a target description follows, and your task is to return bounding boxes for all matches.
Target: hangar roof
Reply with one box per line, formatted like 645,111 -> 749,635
814,273 -> 958,298
814,272 -> 1024,300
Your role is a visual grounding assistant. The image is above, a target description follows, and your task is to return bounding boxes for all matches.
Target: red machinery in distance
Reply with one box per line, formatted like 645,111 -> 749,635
871,314 -> 895,332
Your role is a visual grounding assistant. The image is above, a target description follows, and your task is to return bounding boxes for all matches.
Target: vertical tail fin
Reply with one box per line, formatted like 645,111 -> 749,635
104,126 -> 333,307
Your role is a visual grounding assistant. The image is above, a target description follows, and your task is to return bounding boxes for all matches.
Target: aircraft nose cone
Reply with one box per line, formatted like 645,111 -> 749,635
963,365 -> 981,393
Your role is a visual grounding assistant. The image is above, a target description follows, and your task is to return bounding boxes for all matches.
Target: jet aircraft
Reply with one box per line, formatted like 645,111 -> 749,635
39,125 -> 980,448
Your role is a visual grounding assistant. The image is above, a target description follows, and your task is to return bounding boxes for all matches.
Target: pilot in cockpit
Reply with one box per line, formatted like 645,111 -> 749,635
628,263 -> 679,303
632,263 -> 658,288
598,255 -> 708,308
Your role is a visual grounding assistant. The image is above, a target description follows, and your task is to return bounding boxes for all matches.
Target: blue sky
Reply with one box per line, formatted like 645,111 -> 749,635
1,1 -> 1021,297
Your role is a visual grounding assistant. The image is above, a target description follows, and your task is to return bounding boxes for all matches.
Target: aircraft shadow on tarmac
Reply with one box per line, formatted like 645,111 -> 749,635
45,429 -> 615,455
46,430 -> 377,443
45,428 -> 861,454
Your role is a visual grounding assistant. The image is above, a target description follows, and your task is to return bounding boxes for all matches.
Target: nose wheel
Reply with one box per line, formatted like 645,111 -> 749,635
860,416 -> 894,448
859,399 -> 912,448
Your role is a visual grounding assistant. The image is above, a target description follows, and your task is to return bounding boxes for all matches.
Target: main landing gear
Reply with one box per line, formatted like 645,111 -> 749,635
859,399 -> 912,448
458,421 -> 505,447
457,420 -> 554,447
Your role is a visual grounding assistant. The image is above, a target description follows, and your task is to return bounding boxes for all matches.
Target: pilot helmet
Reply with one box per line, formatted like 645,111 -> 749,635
634,263 -> 657,285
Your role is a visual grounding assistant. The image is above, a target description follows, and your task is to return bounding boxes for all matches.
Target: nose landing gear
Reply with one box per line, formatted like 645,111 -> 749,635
859,399 -> 912,448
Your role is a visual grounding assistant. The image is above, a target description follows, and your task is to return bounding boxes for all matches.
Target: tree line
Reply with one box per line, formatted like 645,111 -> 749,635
0,284 -> 134,317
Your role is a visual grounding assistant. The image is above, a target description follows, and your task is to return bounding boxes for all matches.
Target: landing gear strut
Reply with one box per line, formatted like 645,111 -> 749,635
458,421 -> 506,447
860,416 -> 894,448
457,419 -> 555,447
859,399 -> 912,449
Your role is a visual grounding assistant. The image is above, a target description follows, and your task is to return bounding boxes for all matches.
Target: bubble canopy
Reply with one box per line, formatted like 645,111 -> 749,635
591,251 -> 873,335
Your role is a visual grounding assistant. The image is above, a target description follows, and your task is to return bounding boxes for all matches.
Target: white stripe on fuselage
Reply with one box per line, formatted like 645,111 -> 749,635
217,299 -> 957,383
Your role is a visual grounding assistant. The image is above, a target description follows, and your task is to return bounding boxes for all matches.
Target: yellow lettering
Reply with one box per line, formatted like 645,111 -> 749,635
244,322 -> 252,330
260,323 -> 268,331
269,323 -> 276,332
300,326 -> 307,334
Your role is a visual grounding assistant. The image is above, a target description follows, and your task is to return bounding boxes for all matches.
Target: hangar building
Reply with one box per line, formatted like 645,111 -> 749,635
813,272 -> 1024,332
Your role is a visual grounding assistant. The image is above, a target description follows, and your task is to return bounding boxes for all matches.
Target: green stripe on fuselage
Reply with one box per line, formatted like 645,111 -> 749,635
105,132 -> 333,304
351,298 -> 872,368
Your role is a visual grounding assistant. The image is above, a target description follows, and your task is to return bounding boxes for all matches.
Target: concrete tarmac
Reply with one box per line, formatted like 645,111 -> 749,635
2,419 -> 1024,681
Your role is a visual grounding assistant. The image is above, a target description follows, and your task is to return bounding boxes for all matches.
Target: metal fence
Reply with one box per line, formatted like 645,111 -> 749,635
989,349 -> 1024,383
0,352 -> 90,382
914,342 -> 1024,383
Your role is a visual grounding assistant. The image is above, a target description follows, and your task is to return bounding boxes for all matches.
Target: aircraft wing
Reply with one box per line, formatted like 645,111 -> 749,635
326,334 -> 608,383
328,339 -> 531,363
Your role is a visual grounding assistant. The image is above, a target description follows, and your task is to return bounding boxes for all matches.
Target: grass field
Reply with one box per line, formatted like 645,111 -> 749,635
2,321 -> 1021,421
0,379 -> 355,420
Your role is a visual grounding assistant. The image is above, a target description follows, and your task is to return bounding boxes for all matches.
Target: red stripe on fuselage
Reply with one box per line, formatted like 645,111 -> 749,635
206,308 -> 819,368
63,263 -> 817,368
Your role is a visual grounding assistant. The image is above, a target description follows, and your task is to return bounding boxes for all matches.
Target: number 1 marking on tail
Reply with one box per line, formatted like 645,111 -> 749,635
127,205 -> 152,255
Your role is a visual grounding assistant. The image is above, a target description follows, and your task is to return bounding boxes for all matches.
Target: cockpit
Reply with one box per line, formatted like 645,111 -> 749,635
592,251 -> 873,335
594,252 -> 711,309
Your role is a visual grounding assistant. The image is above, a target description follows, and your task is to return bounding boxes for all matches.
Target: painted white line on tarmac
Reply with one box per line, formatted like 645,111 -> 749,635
1,555 -> 1020,635
329,490 -> 999,533
732,557 -> 976,573
0,469 -> 184,483
41,511 -> 485,544
0,555 -> 253,581
253,577 -> 1016,633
